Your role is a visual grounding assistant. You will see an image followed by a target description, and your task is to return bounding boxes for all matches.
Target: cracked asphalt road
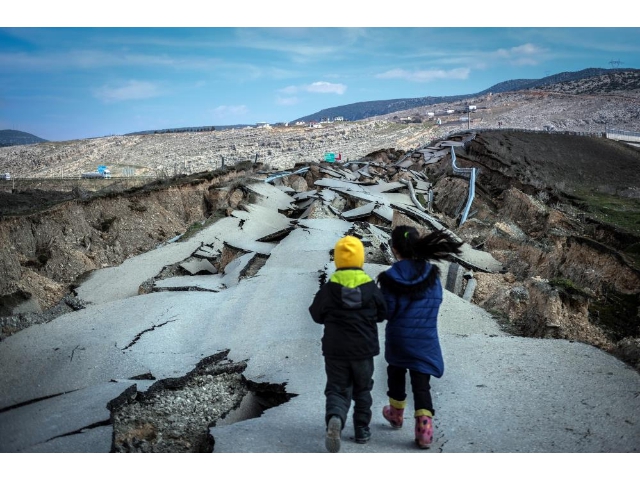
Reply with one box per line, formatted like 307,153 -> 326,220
1,183 -> 639,455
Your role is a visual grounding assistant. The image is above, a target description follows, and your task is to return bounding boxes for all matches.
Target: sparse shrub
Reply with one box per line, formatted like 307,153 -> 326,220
536,190 -> 549,203
554,180 -> 567,193
549,277 -> 590,298
234,160 -> 254,171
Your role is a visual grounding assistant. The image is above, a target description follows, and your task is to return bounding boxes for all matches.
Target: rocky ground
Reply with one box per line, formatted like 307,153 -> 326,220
373,70 -> 640,133
0,121 -> 437,180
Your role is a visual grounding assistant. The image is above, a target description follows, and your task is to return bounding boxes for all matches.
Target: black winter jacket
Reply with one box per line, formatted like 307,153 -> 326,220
309,268 -> 387,360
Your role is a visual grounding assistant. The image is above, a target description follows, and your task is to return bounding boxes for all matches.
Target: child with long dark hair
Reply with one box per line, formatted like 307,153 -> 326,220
377,225 -> 463,449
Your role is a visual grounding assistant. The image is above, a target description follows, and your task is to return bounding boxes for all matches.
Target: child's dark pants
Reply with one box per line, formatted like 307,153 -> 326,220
324,357 -> 374,429
386,364 -> 434,415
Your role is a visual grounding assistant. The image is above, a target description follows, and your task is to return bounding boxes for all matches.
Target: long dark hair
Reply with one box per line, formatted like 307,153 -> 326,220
378,225 -> 463,293
390,225 -> 463,262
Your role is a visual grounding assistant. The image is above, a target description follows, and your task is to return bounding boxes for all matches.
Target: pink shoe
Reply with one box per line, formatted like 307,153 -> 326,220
414,415 -> 433,449
382,405 -> 404,429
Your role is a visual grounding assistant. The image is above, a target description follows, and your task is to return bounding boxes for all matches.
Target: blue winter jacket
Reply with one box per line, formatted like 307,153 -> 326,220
377,259 -> 444,377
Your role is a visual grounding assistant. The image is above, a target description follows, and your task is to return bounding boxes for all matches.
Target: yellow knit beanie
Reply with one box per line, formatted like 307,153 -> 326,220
334,235 -> 365,269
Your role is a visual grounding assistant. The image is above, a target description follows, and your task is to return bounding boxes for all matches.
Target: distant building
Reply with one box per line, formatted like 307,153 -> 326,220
256,122 -> 271,129
333,116 -> 344,122
468,105 -> 477,111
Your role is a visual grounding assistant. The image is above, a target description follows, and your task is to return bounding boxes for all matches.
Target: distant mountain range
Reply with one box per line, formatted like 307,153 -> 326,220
2,68 -> 638,146
0,130 -> 48,148
292,68 -> 639,123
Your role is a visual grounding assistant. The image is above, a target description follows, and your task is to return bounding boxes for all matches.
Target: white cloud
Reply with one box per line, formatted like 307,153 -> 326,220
376,68 -> 470,82
279,85 -> 300,95
233,29 -> 348,63
278,81 -> 347,95
276,96 -> 299,106
211,105 -> 249,119
306,81 -> 347,94
495,43 -> 546,65
93,80 -> 162,103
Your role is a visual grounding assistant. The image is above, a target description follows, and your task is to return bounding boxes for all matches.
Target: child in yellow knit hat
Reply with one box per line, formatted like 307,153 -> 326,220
309,235 -> 387,452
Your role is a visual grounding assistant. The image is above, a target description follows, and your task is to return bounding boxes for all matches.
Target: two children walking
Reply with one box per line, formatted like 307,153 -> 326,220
309,226 -> 462,452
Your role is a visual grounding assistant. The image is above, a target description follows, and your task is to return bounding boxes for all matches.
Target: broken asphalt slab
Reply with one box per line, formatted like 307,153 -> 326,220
1,181 -> 639,453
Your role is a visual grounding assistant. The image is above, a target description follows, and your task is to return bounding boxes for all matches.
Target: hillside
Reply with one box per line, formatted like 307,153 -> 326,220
294,68 -> 639,123
0,130 -> 48,148
0,122 -> 438,180
370,71 -> 640,133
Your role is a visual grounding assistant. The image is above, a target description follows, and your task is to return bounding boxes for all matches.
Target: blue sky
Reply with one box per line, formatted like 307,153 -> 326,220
1,3 -> 639,141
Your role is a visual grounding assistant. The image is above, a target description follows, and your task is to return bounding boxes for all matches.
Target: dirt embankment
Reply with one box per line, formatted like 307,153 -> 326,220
0,166 -> 260,337
427,131 -> 640,369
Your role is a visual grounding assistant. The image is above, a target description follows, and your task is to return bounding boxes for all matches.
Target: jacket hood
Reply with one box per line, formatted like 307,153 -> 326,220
384,259 -> 432,286
330,268 -> 372,288
329,268 -> 374,309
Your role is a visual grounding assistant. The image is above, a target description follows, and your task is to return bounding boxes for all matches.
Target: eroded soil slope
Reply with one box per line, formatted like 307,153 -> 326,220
425,131 -> 640,369
0,165 -> 260,333
462,130 -> 640,196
